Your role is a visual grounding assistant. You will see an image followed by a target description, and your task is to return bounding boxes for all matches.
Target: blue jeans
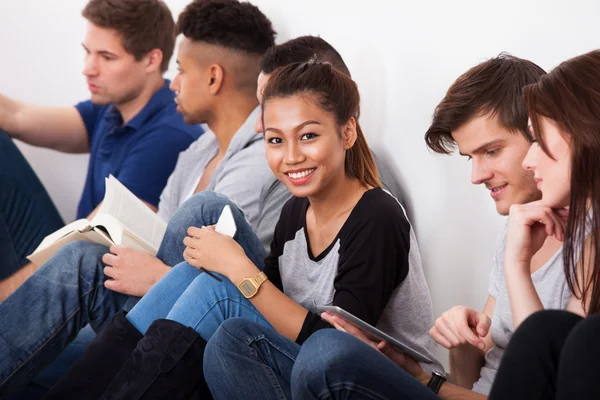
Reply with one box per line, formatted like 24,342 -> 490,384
204,320 -> 439,400
126,194 -> 268,340
0,191 -> 236,397
292,329 -> 440,400
0,131 -> 64,278
204,318 -> 301,399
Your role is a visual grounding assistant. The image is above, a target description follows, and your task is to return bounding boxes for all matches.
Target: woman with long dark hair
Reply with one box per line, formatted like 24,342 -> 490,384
488,49 -> 600,399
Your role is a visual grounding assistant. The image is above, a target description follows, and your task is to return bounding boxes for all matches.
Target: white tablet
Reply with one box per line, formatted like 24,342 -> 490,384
316,305 -> 434,364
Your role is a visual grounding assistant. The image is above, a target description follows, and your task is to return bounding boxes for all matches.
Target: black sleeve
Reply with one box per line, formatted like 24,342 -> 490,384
295,205 -> 411,344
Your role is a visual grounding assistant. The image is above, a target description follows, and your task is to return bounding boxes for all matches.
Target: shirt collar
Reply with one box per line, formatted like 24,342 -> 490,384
103,79 -> 174,132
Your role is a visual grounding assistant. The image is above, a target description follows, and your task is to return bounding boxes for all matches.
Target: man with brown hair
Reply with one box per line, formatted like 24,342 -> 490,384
0,0 -> 202,298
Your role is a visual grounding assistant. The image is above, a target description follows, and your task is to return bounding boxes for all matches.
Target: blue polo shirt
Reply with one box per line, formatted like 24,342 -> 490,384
75,80 -> 202,219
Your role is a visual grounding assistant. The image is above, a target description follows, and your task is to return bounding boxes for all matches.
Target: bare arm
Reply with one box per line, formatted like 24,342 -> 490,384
503,203 -> 568,328
438,381 -> 488,400
0,94 -> 88,153
448,296 -> 495,388
504,263 -> 544,328
220,259 -> 308,341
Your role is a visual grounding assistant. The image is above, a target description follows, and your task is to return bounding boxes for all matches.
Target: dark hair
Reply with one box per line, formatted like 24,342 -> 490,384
177,0 -> 275,54
82,0 -> 175,72
260,35 -> 350,76
262,61 -> 380,188
425,53 -> 546,154
524,50 -> 600,314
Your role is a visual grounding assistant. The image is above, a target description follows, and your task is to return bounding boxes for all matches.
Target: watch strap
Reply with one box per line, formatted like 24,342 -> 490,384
426,371 -> 446,394
249,271 -> 268,288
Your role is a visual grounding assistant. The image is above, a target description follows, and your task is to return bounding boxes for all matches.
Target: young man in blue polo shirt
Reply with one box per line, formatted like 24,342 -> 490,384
0,0 -> 202,299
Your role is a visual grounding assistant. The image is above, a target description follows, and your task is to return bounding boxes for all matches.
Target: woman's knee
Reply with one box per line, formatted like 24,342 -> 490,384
293,330 -> 357,381
168,191 -> 236,232
561,313 -> 600,358
206,318 -> 264,355
514,310 -> 582,346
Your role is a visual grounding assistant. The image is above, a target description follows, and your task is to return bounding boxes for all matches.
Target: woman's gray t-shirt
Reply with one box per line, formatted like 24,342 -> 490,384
472,223 -> 572,395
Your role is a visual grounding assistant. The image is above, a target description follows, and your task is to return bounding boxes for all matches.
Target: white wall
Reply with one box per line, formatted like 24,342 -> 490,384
1,0 -> 599,365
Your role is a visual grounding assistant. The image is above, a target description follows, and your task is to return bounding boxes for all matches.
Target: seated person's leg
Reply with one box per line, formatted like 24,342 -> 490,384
125,262 -> 201,333
164,267 -> 272,340
0,131 -> 63,279
121,190 -> 266,312
126,191 -> 267,336
488,310 -> 582,400
557,312 -> 600,399
13,325 -> 96,399
204,318 -> 301,400
158,191 -> 266,267
291,329 -> 439,400
0,241 -> 129,397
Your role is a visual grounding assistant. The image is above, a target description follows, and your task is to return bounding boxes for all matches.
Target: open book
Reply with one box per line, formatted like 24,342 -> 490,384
28,175 -> 167,266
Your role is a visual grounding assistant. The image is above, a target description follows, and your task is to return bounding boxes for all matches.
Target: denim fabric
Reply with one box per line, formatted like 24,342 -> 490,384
126,192 -> 268,339
291,329 -> 440,400
0,241 -> 128,397
204,320 -> 438,400
0,191 -> 245,396
204,318 -> 301,400
0,131 -> 63,279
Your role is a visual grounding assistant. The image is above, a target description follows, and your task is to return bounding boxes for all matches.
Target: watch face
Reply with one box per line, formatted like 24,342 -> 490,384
239,279 -> 256,296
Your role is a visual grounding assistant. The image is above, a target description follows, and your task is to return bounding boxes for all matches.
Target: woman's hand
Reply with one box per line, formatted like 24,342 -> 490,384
504,201 -> 568,268
183,226 -> 250,280
321,312 -> 430,384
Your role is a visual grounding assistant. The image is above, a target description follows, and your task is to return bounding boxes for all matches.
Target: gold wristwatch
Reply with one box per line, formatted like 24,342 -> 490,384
237,271 -> 268,299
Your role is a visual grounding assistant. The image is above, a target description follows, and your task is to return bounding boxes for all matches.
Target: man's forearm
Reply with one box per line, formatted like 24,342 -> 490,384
0,94 -> 23,136
449,344 -> 485,389
439,381 -> 488,400
417,368 -> 486,400
0,94 -> 88,152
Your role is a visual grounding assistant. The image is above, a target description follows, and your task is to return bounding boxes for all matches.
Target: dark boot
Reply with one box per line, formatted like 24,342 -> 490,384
45,311 -> 142,400
100,319 -> 212,400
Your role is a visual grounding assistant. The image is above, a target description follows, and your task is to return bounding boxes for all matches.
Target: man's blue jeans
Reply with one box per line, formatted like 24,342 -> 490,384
0,131 -> 64,279
0,191 -> 241,397
125,192 -> 269,340
204,319 -> 440,400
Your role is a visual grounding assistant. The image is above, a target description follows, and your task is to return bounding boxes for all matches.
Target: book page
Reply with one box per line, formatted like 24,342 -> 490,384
92,176 -> 167,251
32,219 -> 91,254
28,229 -> 113,266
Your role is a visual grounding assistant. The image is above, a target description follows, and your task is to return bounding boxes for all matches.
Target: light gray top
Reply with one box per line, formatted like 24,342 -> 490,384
157,107 -> 277,251
472,222 -> 572,395
255,147 -> 409,251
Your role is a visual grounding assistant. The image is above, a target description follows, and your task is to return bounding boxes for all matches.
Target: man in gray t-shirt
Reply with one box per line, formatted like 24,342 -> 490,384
398,56 -> 575,398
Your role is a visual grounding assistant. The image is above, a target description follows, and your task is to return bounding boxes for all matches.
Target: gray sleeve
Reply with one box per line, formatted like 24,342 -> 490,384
255,178 -> 292,252
489,221 -> 509,299
157,154 -> 183,222
211,142 -> 273,232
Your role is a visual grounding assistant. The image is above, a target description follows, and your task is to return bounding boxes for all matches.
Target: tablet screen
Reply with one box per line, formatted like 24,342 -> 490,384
316,305 -> 434,364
